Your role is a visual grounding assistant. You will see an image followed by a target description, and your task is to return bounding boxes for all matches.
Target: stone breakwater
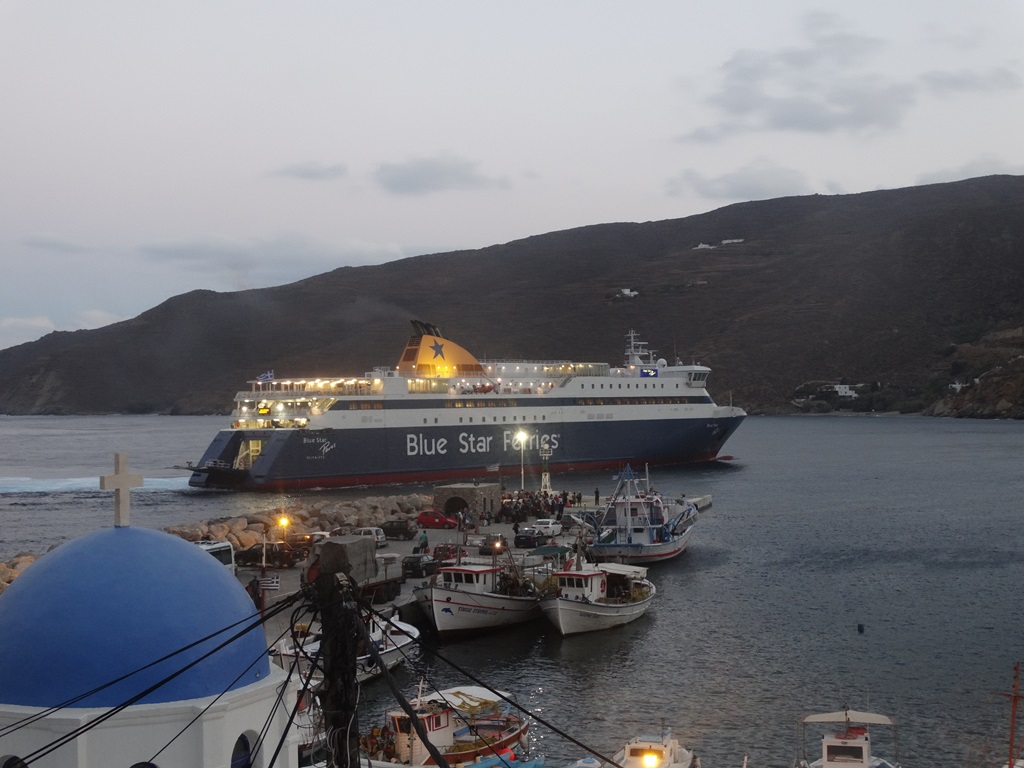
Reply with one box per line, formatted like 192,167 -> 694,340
0,493 -> 433,595
163,493 -> 432,549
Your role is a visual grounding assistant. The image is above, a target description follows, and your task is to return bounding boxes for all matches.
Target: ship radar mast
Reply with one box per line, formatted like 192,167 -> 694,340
624,329 -> 656,366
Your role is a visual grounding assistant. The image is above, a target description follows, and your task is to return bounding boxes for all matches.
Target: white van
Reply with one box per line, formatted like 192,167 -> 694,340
195,540 -> 236,574
352,527 -> 387,548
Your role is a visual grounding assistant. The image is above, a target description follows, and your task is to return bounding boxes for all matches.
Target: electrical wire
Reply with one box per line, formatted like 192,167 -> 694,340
17,591 -> 305,765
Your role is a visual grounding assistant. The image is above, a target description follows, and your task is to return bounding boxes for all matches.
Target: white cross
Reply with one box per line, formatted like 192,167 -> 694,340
100,453 -> 144,527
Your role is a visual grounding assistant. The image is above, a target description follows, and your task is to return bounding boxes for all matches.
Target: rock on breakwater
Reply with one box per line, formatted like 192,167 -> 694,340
0,493 -> 434,594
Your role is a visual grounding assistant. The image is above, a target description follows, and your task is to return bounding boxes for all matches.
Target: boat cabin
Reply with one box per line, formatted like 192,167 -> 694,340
615,733 -> 691,768
553,568 -> 609,602
387,700 -> 456,765
819,727 -> 873,766
438,564 -> 503,594
553,562 -> 649,603
799,709 -> 898,768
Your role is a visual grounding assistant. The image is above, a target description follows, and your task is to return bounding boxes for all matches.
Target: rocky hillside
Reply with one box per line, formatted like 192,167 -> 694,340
2,175 -> 1024,416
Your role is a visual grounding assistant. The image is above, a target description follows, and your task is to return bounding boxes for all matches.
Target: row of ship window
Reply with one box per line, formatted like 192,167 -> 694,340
344,395 -> 707,411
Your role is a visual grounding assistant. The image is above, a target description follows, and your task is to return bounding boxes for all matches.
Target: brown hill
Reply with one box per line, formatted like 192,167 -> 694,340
2,174 -> 1024,416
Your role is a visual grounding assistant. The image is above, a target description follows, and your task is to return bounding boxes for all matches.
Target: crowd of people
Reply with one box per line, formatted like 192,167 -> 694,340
494,488 -> 594,524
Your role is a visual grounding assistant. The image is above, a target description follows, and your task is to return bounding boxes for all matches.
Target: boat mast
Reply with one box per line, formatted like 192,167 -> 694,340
1000,662 -> 1024,768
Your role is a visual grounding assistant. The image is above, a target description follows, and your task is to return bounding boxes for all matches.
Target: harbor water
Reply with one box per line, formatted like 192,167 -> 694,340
1,413 -> 1023,765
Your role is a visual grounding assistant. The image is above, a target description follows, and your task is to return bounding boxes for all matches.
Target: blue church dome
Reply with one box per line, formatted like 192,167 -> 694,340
0,526 -> 270,708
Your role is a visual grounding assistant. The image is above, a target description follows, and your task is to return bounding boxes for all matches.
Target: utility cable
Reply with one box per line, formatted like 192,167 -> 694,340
19,591 -> 305,764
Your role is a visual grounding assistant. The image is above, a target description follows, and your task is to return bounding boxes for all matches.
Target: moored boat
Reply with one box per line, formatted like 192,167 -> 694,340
540,558 -> 656,636
604,729 -> 700,768
187,322 -> 745,491
795,708 -> 901,768
413,561 -> 542,639
273,613 -> 420,684
361,684 -> 529,766
589,464 -> 699,564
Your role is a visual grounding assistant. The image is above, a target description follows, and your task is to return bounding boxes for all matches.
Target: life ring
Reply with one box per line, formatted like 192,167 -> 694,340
496,747 -> 516,761
599,579 -> 606,592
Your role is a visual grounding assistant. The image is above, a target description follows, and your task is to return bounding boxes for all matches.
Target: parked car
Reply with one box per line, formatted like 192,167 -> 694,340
402,553 -> 440,579
416,510 -> 458,529
352,527 -> 388,547
477,533 -> 508,556
381,519 -> 417,540
514,527 -> 547,549
235,541 -> 301,569
286,531 -> 328,559
533,519 -> 563,536
431,543 -> 468,563
195,540 -> 236,574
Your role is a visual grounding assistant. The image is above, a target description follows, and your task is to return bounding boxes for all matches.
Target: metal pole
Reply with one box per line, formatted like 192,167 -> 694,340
520,441 -> 524,490
260,531 -> 267,619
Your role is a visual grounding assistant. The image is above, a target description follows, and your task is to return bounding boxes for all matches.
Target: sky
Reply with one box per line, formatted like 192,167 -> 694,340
2,2 -> 1023,352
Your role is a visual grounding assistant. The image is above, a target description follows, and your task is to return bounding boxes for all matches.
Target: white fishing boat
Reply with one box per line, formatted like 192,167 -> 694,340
795,708 -> 901,768
360,684 -> 529,766
602,729 -> 700,768
413,561 -> 541,638
274,613 -> 420,683
589,464 -> 699,564
539,557 -> 656,636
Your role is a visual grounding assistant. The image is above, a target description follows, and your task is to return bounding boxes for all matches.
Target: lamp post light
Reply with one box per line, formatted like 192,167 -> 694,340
259,514 -> 290,618
515,430 -> 528,490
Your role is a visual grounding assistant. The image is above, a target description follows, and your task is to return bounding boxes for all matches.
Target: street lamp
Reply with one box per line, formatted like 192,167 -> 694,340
259,514 -> 290,617
515,430 -> 528,490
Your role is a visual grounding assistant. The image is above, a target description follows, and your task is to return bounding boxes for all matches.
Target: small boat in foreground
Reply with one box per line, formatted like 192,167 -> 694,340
274,614 -> 420,683
361,684 -> 529,766
590,465 -> 699,564
603,729 -> 700,768
540,558 -> 656,636
795,708 -> 901,768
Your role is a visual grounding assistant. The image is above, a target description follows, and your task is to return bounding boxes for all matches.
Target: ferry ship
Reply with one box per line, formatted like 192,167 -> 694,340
187,321 -> 746,491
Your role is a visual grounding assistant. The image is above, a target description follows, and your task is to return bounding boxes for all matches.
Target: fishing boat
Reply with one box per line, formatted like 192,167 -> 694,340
360,684 -> 529,766
187,322 -> 746,491
539,558 -> 656,636
795,708 -> 901,768
273,613 -> 420,684
588,465 -> 699,564
603,730 -> 700,768
413,561 -> 542,638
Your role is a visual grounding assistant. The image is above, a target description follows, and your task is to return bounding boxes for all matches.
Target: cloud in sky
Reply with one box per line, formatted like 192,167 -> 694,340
272,162 -> 348,181
374,155 -> 509,196
680,10 -> 1021,143
0,3 -> 1022,351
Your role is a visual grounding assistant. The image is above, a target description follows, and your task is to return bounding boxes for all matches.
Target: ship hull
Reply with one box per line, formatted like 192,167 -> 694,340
420,586 -> 541,639
188,411 -> 745,491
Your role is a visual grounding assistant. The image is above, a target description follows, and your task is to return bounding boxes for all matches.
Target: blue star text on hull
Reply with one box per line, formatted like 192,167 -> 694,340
431,340 -> 445,359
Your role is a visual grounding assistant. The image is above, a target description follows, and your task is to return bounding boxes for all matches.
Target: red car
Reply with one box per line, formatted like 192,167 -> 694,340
416,509 -> 458,529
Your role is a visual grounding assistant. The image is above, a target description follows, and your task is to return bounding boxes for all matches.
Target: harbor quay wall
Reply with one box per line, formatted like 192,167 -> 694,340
162,493 -> 435,550
0,492 -> 431,596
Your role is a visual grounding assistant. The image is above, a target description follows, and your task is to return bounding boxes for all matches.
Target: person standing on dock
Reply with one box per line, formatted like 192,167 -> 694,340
417,529 -> 428,554
594,487 -> 600,507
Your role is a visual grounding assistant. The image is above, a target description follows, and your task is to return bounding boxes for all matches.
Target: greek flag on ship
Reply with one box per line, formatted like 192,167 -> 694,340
256,370 -> 275,382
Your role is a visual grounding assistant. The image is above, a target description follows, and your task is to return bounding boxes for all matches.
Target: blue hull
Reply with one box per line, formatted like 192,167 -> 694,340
188,415 -> 745,491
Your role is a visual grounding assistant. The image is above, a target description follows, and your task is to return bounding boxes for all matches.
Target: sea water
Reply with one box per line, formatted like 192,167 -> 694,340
1,413 -> 1022,765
